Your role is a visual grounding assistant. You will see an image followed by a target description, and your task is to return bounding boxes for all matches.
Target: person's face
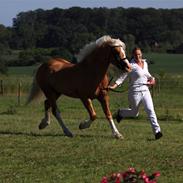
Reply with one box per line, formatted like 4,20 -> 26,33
133,49 -> 142,61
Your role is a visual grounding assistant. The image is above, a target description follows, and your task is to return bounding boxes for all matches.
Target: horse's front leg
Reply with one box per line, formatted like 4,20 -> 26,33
98,94 -> 124,139
39,99 -> 51,130
79,98 -> 96,129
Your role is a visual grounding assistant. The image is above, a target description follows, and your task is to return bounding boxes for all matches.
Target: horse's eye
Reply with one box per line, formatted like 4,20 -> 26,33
116,54 -> 121,62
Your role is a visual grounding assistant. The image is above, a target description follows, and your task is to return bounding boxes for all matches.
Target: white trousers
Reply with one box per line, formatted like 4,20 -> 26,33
119,89 -> 161,134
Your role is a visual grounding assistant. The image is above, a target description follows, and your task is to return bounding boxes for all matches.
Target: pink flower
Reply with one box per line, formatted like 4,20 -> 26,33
101,168 -> 160,183
111,173 -> 117,179
101,176 -> 108,183
142,174 -> 148,180
144,177 -> 149,183
128,167 -> 136,173
122,172 -> 128,179
115,176 -> 121,183
152,171 -> 160,177
139,170 -> 147,179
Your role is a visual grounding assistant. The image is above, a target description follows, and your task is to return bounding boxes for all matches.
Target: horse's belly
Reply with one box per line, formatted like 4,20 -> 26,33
63,89 -> 97,99
49,71 -> 99,99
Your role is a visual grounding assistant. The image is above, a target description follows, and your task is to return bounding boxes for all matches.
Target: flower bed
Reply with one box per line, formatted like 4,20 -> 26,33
101,167 -> 160,183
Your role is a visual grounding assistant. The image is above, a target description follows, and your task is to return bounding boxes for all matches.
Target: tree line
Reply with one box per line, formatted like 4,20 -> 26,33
0,7 -> 183,69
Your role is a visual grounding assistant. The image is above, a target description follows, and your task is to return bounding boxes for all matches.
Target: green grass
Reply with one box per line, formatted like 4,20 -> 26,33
0,53 -> 183,182
0,90 -> 183,182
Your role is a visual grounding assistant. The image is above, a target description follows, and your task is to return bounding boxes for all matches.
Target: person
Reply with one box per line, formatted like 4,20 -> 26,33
108,47 -> 163,140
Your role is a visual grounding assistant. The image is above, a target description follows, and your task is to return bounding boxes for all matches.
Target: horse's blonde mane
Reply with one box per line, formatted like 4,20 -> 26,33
76,35 -> 126,62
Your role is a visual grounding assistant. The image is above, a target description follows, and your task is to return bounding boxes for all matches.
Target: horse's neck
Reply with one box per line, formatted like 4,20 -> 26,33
79,47 -> 110,76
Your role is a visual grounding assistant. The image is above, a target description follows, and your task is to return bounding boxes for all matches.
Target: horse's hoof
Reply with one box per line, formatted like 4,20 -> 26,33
79,122 -> 90,130
64,129 -> 74,138
113,132 -> 124,139
39,120 -> 49,130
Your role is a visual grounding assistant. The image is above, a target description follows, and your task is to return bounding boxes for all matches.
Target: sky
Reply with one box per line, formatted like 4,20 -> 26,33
0,0 -> 183,27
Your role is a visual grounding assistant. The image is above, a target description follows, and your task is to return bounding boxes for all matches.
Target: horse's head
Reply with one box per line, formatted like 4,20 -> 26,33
78,35 -> 131,72
96,36 -> 131,72
109,39 -> 131,72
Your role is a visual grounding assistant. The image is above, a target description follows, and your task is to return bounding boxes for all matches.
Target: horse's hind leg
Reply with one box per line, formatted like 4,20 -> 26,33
98,94 -> 124,139
39,100 -> 51,130
50,98 -> 73,138
79,98 -> 97,129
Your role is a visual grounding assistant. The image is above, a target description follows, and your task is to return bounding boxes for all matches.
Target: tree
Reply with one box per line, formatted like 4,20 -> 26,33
2,6 -> 183,66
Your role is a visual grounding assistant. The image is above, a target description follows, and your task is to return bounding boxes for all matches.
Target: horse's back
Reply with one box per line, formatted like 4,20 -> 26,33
36,58 -> 74,85
47,58 -> 74,72
37,58 -> 74,74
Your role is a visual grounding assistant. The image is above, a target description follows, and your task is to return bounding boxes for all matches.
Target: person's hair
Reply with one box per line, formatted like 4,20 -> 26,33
132,47 -> 141,55
130,47 -> 143,61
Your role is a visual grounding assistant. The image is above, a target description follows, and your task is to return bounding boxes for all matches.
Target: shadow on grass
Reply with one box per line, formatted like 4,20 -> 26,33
146,137 -> 164,141
0,130 -> 112,139
147,138 -> 156,141
0,130 -> 64,137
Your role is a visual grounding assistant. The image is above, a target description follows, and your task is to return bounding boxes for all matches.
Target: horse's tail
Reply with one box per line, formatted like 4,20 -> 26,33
26,76 -> 43,105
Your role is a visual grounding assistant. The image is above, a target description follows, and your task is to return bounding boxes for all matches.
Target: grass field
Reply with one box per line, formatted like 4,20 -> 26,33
144,52 -> 183,74
0,53 -> 183,182
0,95 -> 183,183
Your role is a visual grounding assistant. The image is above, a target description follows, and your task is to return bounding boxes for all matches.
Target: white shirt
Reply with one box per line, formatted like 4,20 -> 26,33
115,59 -> 154,92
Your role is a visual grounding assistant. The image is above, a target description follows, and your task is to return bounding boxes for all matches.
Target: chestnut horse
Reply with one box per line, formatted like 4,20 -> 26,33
27,35 -> 131,139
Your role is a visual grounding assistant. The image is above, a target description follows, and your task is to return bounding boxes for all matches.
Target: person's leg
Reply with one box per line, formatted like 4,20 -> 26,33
117,91 -> 142,122
142,90 -> 162,139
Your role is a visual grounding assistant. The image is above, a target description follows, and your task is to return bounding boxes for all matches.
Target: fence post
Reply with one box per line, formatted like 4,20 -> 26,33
18,82 -> 21,106
0,80 -> 4,96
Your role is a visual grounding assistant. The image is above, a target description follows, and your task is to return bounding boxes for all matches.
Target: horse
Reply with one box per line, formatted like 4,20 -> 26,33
27,35 -> 131,139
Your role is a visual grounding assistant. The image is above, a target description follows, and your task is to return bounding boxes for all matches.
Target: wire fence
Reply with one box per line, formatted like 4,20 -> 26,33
0,78 -> 183,105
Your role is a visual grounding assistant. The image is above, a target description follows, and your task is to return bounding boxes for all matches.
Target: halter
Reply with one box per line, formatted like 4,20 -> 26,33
110,45 -> 128,70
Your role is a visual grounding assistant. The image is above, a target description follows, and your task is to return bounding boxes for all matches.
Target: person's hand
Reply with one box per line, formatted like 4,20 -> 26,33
147,78 -> 156,86
108,83 -> 118,90
107,85 -> 113,90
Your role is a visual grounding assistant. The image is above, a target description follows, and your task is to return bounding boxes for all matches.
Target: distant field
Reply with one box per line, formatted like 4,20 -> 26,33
8,66 -> 36,76
6,53 -> 183,76
144,53 -> 183,74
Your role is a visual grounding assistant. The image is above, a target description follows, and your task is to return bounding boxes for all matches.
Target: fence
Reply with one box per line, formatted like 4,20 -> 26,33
0,80 -> 27,106
0,78 -> 183,105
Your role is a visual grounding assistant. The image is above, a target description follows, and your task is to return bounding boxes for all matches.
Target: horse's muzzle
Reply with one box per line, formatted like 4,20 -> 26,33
122,58 -> 132,72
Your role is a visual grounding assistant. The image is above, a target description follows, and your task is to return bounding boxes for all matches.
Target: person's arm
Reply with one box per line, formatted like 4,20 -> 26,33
145,60 -> 156,86
108,72 -> 128,90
